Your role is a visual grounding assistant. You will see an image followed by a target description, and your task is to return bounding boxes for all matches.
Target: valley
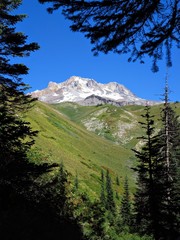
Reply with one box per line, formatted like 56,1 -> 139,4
27,100 -> 180,197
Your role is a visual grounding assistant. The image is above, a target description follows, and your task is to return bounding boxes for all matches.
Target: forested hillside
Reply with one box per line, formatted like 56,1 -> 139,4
25,100 -> 180,240
27,101 -> 180,194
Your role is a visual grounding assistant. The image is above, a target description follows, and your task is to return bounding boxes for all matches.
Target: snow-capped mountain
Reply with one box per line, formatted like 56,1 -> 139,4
30,76 -> 156,106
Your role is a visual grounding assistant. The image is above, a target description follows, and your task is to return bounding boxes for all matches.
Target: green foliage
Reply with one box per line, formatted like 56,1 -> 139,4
24,100 -> 180,239
133,100 -> 180,240
52,102 -> 180,148
116,176 -> 120,186
155,100 -> 180,239
115,191 -> 120,200
105,169 -> 116,214
0,88 -> 36,165
73,171 -> 79,192
26,101 -> 180,198
117,233 -> 153,240
40,162 -> 75,218
121,176 -> 132,228
83,201 -> 107,240
133,105 -> 164,239
27,101 -> 136,195
100,169 -> 106,205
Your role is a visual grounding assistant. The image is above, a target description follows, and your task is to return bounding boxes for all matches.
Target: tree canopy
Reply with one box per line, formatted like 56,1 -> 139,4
39,0 -> 180,71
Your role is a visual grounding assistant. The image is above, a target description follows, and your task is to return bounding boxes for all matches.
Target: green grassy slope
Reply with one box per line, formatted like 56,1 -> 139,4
27,101 -> 180,197
27,101 -> 136,198
52,102 -> 180,149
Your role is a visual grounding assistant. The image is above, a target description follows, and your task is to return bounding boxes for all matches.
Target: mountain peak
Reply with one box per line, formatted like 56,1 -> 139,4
48,81 -> 59,90
65,76 -> 97,86
30,76 -> 157,106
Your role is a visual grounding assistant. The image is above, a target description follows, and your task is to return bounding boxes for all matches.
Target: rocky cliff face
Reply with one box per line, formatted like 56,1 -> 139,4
30,76 -> 157,106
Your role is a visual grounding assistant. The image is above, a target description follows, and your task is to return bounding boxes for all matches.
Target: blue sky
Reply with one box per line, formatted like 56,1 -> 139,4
16,0 -> 179,101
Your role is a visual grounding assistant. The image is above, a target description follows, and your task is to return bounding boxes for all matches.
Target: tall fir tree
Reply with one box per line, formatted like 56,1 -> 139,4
0,3 -> 58,237
121,176 -> 131,228
105,169 -> 115,214
56,162 -> 70,216
100,169 -> 106,206
41,162 -> 73,218
132,105 -> 162,239
0,0 -> 39,169
155,80 -> 180,240
116,175 -> 120,186
133,82 -> 180,240
73,171 -> 79,192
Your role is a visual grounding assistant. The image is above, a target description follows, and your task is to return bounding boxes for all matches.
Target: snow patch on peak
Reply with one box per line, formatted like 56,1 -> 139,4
65,76 -> 96,86
30,76 -> 158,106
48,81 -> 59,90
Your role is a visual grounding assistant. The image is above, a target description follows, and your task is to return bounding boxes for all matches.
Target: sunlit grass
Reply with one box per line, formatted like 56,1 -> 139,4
26,101 -> 180,197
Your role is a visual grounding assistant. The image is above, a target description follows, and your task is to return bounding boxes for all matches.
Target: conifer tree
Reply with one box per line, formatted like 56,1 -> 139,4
85,201 -> 106,240
0,0 -> 39,169
105,169 -> 115,214
74,171 -> 79,191
133,105 -> 162,239
116,176 -> 120,186
42,162 -> 73,218
100,169 -> 106,205
121,176 -> 131,228
56,162 -> 69,216
133,87 -> 180,240
115,191 -> 119,201
155,81 -> 180,239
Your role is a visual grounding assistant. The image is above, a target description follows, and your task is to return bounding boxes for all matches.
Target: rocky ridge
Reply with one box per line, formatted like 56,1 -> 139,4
30,76 -> 157,106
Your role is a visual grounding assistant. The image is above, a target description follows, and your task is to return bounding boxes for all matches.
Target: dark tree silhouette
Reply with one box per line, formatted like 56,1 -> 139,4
0,0 -> 39,168
39,0 -> 180,71
0,2 -> 70,239
0,162 -> 84,240
133,97 -> 180,239
51,162 -> 73,217
155,82 -> 180,240
132,105 -> 162,239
